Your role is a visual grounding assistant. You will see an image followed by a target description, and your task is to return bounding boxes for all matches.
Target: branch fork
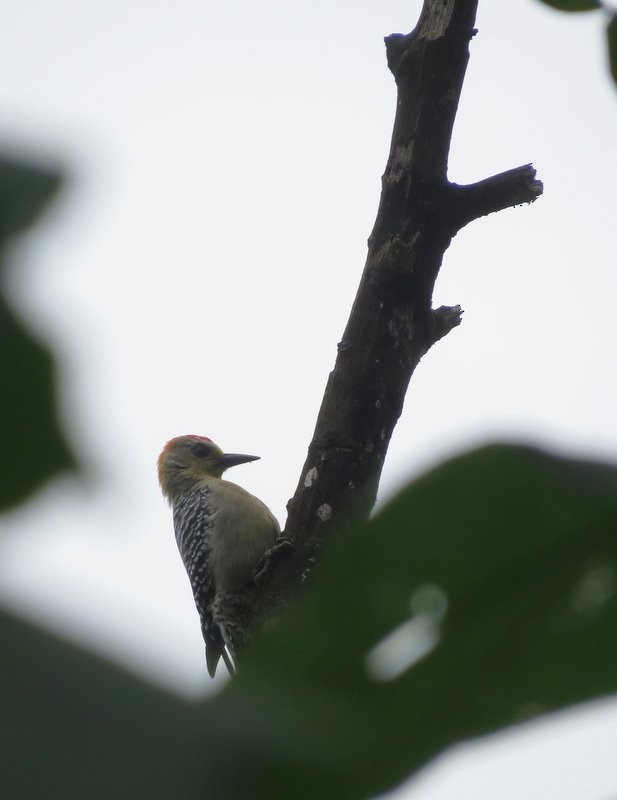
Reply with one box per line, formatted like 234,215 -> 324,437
230,0 -> 544,654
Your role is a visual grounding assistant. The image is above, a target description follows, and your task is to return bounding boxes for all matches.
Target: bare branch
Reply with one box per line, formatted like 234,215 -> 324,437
427,305 -> 464,350
444,165 -> 544,231
283,0 -> 484,556
233,0 -> 544,645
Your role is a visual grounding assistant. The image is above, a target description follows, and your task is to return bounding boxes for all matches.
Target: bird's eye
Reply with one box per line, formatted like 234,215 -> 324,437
192,444 -> 212,459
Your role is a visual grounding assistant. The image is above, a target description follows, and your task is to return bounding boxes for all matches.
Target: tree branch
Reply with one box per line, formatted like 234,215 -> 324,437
235,0 -> 544,648
427,304 -> 464,350
282,0 -> 485,552
444,165 -> 544,231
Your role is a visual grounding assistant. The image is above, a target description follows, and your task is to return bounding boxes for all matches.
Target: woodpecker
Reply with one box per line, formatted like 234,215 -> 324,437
158,434 -> 280,677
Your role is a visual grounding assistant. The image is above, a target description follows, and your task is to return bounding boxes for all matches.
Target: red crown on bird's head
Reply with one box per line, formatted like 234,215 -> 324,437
157,435 -> 215,488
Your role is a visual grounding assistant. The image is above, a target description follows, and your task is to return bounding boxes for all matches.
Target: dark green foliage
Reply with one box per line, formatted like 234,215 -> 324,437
2,445 -> 616,798
537,0 -> 601,10
608,13 -> 617,84
0,609 -> 203,799
0,156 -> 76,509
0,157 -> 61,240
536,0 -> 617,89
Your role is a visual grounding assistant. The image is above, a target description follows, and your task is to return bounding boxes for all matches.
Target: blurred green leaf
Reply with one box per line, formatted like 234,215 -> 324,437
608,13 -> 617,85
536,0 -> 601,10
206,445 -> 617,799
0,155 -> 76,510
0,610 -> 202,799
2,445 -> 616,799
0,157 -> 61,240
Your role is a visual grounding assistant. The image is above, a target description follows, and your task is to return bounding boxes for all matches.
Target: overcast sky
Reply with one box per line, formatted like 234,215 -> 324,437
1,2 -> 616,798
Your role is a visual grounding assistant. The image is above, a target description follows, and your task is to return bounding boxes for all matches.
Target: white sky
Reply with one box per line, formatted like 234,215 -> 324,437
1,1 -> 616,798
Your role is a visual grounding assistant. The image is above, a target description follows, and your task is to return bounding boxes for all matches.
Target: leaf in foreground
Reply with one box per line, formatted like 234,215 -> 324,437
2,445 -> 616,799
0,156 -> 76,510
536,0 -> 601,11
208,445 -> 617,798
607,13 -> 617,87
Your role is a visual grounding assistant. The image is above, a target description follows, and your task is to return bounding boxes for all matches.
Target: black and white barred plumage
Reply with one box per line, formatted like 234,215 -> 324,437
172,486 -> 226,675
158,435 -> 280,677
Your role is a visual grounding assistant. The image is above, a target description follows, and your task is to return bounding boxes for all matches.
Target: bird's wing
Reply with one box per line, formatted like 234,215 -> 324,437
173,486 -> 227,676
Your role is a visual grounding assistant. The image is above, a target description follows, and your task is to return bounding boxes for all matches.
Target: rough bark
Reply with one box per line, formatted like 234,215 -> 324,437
236,0 -> 543,650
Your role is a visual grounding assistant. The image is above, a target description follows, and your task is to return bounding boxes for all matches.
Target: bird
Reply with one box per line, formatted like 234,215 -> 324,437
157,434 -> 280,677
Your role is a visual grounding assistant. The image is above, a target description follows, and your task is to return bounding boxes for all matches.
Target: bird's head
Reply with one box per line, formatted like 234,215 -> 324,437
158,435 -> 260,504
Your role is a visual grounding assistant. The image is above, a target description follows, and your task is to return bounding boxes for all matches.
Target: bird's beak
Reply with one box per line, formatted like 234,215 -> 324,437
215,453 -> 261,469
